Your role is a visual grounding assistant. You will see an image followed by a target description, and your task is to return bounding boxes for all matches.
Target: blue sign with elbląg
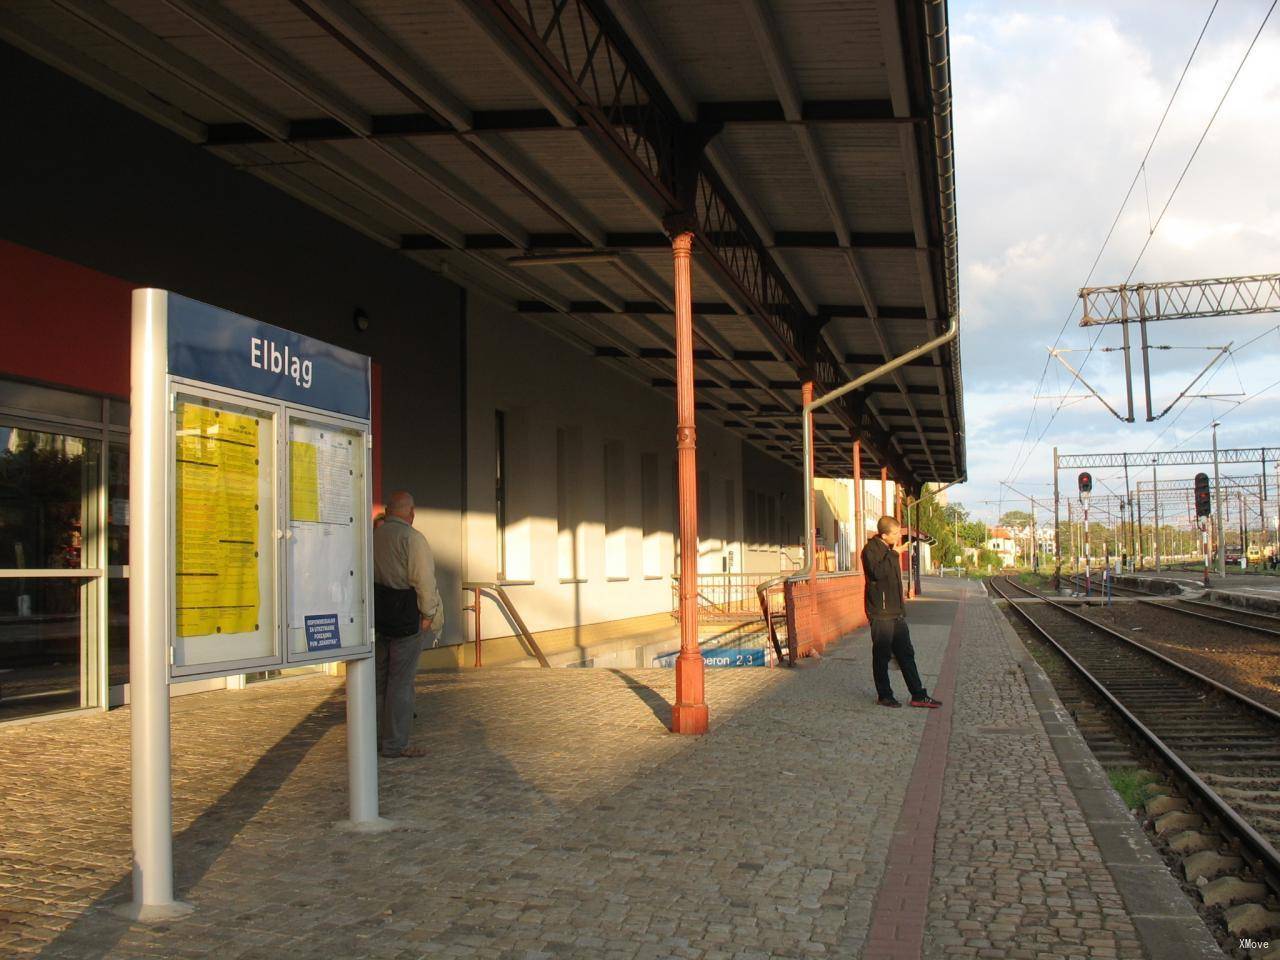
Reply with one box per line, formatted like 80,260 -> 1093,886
166,293 -> 370,419
304,614 -> 341,652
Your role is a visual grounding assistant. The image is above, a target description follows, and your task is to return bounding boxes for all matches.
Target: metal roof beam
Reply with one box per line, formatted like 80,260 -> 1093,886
299,0 -> 472,129
399,231 -> 919,252
1,8 -> 207,142
741,0 -> 933,479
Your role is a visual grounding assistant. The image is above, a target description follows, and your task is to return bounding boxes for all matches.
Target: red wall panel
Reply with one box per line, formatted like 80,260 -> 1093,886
784,572 -> 870,659
0,240 -> 131,397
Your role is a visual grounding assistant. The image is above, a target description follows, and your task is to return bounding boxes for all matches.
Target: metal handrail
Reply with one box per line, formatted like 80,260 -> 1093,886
461,582 -> 550,668
755,574 -> 790,666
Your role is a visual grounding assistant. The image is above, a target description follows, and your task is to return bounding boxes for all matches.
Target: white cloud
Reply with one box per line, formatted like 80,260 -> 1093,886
949,0 -> 1280,522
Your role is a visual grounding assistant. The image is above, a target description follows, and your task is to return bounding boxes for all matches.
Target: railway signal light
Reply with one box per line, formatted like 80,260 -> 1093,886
1194,472 -> 1211,517
1077,472 -> 1093,496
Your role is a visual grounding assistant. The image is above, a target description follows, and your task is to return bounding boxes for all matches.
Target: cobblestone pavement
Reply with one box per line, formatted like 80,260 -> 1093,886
923,585 -> 1146,960
1,601 -> 953,960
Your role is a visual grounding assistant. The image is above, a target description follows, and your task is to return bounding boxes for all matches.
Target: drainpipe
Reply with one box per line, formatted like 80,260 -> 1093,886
795,317 -> 960,585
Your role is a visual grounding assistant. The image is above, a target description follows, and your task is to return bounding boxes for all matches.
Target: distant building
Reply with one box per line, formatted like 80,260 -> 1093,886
986,527 -> 1018,567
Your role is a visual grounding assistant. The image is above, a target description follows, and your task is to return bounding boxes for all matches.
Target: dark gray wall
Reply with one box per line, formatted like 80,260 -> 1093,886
1,45 -> 467,635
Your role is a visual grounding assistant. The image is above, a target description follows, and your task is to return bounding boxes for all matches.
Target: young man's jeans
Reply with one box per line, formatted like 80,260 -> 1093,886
870,616 -> 926,700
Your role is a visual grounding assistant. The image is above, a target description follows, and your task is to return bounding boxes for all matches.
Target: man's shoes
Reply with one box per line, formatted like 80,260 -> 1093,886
910,696 -> 943,709
876,697 -> 902,708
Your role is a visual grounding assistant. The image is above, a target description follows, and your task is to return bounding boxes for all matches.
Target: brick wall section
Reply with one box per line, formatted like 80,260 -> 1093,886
785,572 -> 869,658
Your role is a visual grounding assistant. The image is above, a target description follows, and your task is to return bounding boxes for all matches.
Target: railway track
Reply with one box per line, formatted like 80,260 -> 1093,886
1142,596 -> 1280,639
1063,573 -> 1153,597
988,575 -> 1280,899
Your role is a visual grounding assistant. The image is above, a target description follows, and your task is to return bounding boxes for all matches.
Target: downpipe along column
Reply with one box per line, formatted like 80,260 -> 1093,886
670,231 -> 708,735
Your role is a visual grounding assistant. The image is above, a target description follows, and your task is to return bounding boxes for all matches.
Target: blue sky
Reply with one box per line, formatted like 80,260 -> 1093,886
949,0 -> 1280,523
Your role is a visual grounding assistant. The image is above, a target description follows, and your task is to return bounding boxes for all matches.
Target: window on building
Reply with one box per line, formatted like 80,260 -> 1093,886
641,452 -> 661,577
723,478 -> 736,568
494,410 -> 507,580
766,495 -> 777,547
556,427 -> 583,580
604,439 -> 627,578
744,488 -> 758,547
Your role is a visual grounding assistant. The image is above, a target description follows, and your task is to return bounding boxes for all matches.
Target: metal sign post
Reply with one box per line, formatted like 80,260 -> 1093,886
122,290 -> 386,921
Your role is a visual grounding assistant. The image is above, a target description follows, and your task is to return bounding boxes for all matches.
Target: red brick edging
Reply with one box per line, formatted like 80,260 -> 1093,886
863,588 -> 967,959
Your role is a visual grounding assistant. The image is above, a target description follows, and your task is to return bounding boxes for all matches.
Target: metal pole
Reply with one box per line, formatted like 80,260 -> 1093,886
1067,500 -> 1074,574
344,656 -> 381,826
1152,462 -> 1160,572
853,440 -> 863,572
797,317 -> 959,587
473,587 -> 482,667
1121,299 -> 1135,421
1053,446 -> 1060,588
1135,483 -> 1144,572
1239,491 -> 1246,564
803,380 -> 816,587
1139,304 -> 1154,421
1030,502 -> 1037,573
1214,422 -> 1225,577
124,290 -> 191,921
1122,454 -> 1132,571
670,231 -> 707,735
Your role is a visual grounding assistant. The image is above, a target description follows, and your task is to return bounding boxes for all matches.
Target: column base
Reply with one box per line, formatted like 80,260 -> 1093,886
334,817 -> 397,834
112,899 -> 194,923
670,702 -> 709,735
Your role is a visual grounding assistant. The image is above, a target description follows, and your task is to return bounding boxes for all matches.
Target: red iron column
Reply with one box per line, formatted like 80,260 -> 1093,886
670,231 -> 708,735
802,380 -> 816,586
881,467 -> 888,524
853,440 -> 863,571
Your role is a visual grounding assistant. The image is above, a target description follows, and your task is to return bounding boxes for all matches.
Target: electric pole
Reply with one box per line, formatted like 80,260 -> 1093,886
1213,421 -> 1225,577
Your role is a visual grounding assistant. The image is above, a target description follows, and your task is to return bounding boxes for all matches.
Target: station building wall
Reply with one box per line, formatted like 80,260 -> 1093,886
1,46 -> 465,646
1,45 -> 810,694
463,295 -> 759,639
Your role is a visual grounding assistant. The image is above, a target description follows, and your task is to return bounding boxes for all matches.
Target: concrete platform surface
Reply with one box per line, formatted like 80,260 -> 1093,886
0,579 -> 1223,959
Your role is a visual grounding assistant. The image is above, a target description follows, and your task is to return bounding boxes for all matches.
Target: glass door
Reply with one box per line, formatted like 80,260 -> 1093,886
0,423 -> 103,721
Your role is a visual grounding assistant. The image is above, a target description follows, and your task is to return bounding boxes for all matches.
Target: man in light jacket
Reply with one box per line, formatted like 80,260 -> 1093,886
861,515 -> 942,709
372,490 -> 443,757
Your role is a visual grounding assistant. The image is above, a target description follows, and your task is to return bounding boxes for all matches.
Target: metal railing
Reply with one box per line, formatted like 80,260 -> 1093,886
669,573 -> 780,620
755,575 -> 791,666
461,582 -> 550,668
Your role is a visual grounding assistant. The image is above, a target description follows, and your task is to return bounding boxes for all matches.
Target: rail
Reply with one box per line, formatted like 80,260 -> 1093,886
988,575 -> 1280,896
670,573 -> 777,620
755,575 -> 791,666
461,582 -> 550,668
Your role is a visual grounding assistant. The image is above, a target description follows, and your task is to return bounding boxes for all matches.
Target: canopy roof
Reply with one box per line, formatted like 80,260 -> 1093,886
2,0 -> 964,491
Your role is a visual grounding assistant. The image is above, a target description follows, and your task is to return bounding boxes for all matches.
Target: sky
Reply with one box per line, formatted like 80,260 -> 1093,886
949,0 -> 1280,526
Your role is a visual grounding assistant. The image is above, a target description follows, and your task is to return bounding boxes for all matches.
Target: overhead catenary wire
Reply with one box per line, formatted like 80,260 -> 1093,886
1001,0 -> 1222,487
1007,0 -> 1279,484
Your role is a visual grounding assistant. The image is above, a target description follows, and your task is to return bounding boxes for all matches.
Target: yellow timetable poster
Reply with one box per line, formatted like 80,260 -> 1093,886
290,440 -> 320,522
175,403 -> 261,638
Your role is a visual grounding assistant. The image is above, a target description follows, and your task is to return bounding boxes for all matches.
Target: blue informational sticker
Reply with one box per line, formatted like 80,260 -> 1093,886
304,613 -> 341,652
653,648 -> 766,668
166,292 -> 370,419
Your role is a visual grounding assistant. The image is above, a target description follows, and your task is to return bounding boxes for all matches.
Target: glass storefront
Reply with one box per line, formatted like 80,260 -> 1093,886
0,379 -> 125,721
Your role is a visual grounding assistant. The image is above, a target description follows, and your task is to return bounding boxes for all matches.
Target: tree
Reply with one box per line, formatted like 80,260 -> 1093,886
999,509 -> 1031,529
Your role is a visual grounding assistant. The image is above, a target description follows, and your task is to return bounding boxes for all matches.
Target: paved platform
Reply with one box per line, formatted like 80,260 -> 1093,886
1125,566 -> 1280,598
0,579 -> 1223,959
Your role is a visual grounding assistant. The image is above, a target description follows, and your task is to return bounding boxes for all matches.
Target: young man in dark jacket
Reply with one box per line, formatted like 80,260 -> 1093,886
861,515 -> 942,709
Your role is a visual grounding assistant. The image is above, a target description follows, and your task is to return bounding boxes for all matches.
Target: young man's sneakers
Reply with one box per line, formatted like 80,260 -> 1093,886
876,697 -> 902,708
910,695 -> 943,709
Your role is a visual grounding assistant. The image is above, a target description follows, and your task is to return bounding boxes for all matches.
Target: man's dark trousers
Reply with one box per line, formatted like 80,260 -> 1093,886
870,616 -> 926,700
